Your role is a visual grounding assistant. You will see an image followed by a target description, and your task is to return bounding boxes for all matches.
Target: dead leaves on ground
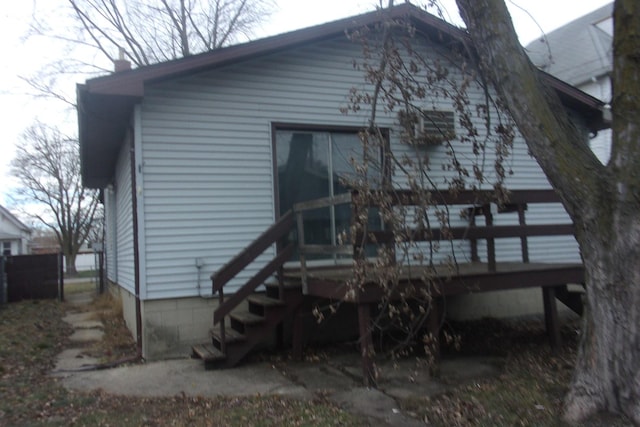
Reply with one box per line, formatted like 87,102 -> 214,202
0,299 -> 362,426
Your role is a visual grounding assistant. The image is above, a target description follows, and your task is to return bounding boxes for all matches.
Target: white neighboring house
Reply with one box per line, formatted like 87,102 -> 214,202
0,205 -> 31,256
77,4 -> 607,360
526,3 -> 613,164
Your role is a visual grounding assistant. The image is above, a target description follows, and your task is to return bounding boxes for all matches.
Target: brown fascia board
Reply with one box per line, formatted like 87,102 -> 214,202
81,3 -> 603,124
540,71 -> 607,130
82,3 -> 463,97
542,71 -> 603,109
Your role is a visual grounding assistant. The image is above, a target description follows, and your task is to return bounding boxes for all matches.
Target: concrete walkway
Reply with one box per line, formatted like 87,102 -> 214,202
53,292 -> 501,426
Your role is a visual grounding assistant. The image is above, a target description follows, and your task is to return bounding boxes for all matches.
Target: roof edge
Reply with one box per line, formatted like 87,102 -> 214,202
82,3 -> 458,97
0,205 -> 31,233
80,2 -> 604,122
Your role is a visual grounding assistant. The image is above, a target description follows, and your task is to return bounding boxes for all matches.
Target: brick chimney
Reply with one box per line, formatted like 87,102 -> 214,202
114,47 -> 131,72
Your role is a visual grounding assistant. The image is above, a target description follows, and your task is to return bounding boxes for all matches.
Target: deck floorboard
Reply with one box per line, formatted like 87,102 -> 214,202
284,261 -> 584,302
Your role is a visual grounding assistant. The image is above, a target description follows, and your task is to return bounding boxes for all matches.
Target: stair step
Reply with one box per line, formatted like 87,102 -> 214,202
204,286 -> 305,368
210,327 -> 246,344
230,311 -> 265,326
192,343 -> 226,363
264,280 -> 302,299
247,294 -> 286,307
264,279 -> 302,289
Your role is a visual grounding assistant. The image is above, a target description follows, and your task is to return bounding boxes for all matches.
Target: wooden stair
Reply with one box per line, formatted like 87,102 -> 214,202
192,280 -> 303,368
192,343 -> 225,364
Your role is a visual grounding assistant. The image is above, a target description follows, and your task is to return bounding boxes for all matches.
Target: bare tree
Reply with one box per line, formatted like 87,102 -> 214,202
22,0 -> 273,111
64,0 -> 274,67
11,121 -> 100,276
453,0 -> 638,423
15,0 -> 273,267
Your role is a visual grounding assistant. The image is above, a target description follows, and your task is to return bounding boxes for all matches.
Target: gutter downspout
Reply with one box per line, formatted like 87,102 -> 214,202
130,129 -> 143,359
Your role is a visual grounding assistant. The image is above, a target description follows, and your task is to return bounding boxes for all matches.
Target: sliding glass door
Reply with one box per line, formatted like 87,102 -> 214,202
276,129 -> 375,254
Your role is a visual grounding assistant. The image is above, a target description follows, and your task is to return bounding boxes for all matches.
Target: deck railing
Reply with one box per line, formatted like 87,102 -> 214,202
292,189 -> 576,289
210,210 -> 295,353
292,193 -> 354,293
209,189 -> 575,325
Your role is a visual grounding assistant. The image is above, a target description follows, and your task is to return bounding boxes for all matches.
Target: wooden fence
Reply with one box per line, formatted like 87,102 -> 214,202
2,254 -> 63,302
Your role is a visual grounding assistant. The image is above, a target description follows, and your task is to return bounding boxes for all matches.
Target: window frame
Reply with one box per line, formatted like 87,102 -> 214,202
271,123 -> 390,254
2,241 -> 11,257
271,123 -> 390,218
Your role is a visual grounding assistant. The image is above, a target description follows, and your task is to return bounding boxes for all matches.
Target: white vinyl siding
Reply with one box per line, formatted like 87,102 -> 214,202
137,36 -> 582,300
138,39 -> 373,299
104,187 -> 117,281
113,136 -> 136,294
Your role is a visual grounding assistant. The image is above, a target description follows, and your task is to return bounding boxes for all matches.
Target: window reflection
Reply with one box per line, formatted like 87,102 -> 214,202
276,129 -> 381,260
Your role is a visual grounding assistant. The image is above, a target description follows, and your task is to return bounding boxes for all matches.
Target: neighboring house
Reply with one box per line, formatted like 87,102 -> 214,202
526,3 -> 613,164
77,4 -> 607,360
0,205 -> 31,256
31,233 -> 95,271
30,231 -> 60,254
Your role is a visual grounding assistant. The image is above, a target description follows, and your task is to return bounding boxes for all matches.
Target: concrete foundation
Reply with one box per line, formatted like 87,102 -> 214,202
446,288 -> 575,321
109,283 -> 219,360
142,296 -> 219,360
110,281 -> 575,361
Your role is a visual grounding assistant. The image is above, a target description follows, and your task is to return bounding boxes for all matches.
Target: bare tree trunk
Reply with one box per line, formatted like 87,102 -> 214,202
565,226 -> 640,422
456,0 -> 640,422
65,252 -> 78,277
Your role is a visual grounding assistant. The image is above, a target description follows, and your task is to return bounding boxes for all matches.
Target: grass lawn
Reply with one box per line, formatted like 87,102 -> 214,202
65,270 -> 99,279
63,280 -> 96,295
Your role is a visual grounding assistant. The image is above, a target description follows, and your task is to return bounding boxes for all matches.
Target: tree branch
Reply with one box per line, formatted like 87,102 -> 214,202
456,0 -> 607,223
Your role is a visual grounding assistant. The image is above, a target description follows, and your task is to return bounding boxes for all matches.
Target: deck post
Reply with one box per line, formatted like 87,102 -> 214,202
295,210 -> 308,294
469,213 -> 479,262
542,285 -> 561,351
517,204 -> 529,263
426,297 -> 442,364
357,302 -> 376,387
218,288 -> 227,356
483,205 -> 496,272
292,305 -> 304,361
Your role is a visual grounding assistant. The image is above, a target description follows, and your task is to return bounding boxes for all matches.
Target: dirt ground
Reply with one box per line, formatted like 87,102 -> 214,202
0,286 -> 634,426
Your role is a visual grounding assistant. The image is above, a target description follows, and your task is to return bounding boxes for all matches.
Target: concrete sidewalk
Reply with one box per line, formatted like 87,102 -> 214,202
53,292 -> 501,426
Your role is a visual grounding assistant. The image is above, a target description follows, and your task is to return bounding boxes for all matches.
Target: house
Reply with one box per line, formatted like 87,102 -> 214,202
77,4 -> 607,361
526,2 -> 613,164
30,231 -> 61,255
0,205 -> 31,256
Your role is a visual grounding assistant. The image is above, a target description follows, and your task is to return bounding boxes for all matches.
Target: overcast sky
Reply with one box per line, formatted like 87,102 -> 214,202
0,0 -> 612,210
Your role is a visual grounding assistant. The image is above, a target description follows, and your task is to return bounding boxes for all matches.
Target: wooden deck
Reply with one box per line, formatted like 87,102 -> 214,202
202,189 -> 586,386
282,260 -> 584,386
288,261 -> 584,302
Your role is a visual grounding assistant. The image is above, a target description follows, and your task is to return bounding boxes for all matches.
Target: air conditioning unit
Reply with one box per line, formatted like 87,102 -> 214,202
399,109 -> 455,146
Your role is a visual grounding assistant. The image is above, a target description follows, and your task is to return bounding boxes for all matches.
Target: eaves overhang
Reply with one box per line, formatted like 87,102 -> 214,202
77,3 -> 608,190
78,84 -> 140,188
540,71 -> 608,131
80,4 -> 463,98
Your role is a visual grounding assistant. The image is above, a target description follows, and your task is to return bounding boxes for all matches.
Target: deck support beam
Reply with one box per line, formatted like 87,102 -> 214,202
292,306 -> 304,361
357,302 -> 376,387
542,285 -> 562,351
426,297 -> 443,364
